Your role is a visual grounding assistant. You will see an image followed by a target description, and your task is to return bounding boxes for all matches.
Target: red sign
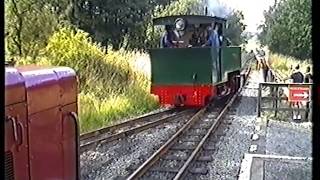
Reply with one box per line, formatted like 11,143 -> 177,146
288,85 -> 310,102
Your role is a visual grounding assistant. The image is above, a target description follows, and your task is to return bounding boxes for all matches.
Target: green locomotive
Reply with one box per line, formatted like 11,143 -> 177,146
149,15 -> 242,106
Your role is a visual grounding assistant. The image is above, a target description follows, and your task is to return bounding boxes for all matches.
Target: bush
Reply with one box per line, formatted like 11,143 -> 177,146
18,26 -> 159,133
269,53 -> 312,78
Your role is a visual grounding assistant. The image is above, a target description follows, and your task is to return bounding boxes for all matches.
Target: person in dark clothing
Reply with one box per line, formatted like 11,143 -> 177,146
304,66 -> 313,83
287,65 -> 304,121
189,31 -> 201,47
259,58 -> 270,82
290,65 -> 304,83
160,25 -> 176,48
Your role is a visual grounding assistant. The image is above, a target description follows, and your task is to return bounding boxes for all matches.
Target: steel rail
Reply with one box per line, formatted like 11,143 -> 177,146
127,65 -> 252,180
173,67 -> 251,180
80,108 -> 177,141
126,106 -> 208,180
80,109 -> 195,152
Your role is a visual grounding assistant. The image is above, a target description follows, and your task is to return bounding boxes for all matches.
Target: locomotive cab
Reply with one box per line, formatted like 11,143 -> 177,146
5,66 -> 79,180
149,15 -> 242,107
154,15 -> 227,49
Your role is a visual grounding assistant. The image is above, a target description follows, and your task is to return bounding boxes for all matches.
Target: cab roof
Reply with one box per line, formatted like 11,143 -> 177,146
152,15 -> 226,26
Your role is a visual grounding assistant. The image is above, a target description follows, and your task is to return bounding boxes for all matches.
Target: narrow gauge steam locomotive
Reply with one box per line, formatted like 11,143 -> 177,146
5,66 -> 79,180
149,15 -> 242,107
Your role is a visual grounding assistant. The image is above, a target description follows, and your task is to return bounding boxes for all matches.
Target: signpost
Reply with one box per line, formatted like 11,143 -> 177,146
288,85 -> 311,102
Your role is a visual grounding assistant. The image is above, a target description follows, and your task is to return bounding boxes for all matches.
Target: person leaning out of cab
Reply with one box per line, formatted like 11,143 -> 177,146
202,23 -> 220,48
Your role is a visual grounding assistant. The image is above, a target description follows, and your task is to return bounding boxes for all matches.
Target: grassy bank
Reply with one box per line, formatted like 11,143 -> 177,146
17,26 -> 159,133
268,53 -> 312,79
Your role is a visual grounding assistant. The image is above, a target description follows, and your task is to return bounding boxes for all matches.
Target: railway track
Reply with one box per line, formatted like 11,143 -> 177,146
80,108 -> 197,152
126,67 -> 251,180
80,52 -> 253,154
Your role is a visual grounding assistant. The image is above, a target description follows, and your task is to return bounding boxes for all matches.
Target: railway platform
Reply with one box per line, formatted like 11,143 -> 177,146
238,153 -> 312,180
238,117 -> 312,180
237,68 -> 312,180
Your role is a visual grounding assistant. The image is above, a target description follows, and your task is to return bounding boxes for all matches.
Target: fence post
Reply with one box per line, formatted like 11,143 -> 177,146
274,86 -> 279,118
242,74 -> 245,87
271,84 -> 275,113
305,84 -> 312,121
257,83 -> 262,117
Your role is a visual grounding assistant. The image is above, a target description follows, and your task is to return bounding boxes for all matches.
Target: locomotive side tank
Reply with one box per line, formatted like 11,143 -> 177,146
5,66 -> 79,180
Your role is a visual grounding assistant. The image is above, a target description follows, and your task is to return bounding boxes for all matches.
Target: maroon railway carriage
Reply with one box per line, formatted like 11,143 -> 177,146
5,66 -> 79,180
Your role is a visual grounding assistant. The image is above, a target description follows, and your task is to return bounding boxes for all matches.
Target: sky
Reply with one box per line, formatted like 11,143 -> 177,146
208,0 -> 275,33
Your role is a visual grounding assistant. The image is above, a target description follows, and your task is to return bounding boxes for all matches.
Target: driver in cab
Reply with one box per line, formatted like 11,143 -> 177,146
160,19 -> 185,48
160,25 -> 176,48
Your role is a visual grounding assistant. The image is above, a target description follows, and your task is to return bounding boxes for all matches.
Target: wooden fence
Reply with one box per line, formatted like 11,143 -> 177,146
257,82 -> 312,121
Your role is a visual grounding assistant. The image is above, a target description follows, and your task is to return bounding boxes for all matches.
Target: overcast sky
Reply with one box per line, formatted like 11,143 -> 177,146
213,0 -> 275,33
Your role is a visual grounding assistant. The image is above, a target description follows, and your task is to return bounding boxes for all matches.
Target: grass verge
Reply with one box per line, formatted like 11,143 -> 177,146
17,26 -> 159,133
268,53 -> 312,79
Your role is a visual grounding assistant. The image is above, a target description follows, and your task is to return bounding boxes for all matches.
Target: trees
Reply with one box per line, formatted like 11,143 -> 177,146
72,0 -> 174,49
5,0 -> 73,59
258,0 -> 311,59
5,0 -> 249,58
224,10 -> 247,46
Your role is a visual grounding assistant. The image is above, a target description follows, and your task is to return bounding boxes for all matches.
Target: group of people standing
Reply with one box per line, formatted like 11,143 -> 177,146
254,48 -> 313,121
254,49 -> 313,84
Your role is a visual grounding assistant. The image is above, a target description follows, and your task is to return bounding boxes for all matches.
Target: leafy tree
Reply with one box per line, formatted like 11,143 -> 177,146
258,0 -> 311,59
72,0 -> 173,49
224,10 -> 247,46
5,0 -> 73,60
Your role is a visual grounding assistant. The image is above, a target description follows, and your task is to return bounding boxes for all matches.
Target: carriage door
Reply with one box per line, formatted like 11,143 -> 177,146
5,104 -> 29,180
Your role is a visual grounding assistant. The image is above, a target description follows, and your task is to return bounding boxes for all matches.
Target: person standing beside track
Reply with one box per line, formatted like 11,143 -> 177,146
304,66 -> 312,120
257,56 -> 270,83
304,66 -> 313,83
286,65 -> 304,121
